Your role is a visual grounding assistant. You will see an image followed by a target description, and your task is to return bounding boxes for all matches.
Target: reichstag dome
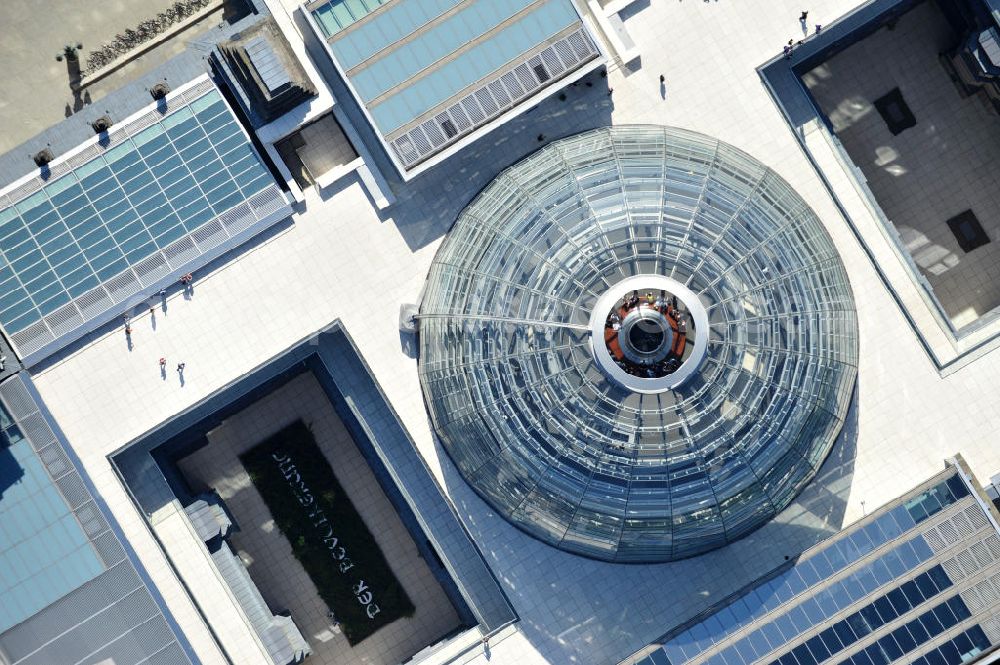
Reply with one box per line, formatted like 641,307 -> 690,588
418,126 -> 858,563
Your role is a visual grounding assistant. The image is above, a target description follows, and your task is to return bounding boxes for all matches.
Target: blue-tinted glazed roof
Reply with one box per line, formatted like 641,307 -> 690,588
312,0 -> 390,37
0,406 -> 103,633
325,0 -> 464,67
311,0 -> 590,139
349,0 -> 540,101
366,0 -> 580,134
0,88 -> 272,338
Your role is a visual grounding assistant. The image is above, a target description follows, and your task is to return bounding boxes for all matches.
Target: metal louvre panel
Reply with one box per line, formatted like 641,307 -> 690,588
985,614 -> 1000,644
122,110 -> 162,138
447,103 -> 472,131
219,201 -> 255,234
971,539 -> 993,567
568,28 -> 595,59
987,534 -> 1000,559
487,80 -> 511,107
67,143 -> 104,169
500,70 -> 525,99
45,160 -> 73,181
8,178 -> 43,205
20,411 -> 56,451
163,236 -> 199,266
514,63 -> 536,90
38,442 -> 72,479
190,219 -> 227,252
133,253 -> 171,287
99,129 -> 129,151
553,40 -> 577,70
961,587 -> 985,613
421,118 -> 446,147
391,136 -> 419,165
43,302 -> 84,337
104,270 -> 142,303
76,286 -> 113,318
953,511 -> 975,537
924,527 -> 945,552
9,320 -> 53,357
957,549 -> 978,576
976,578 -> 998,605
540,47 -> 565,76
462,96 -> 487,124
965,503 -> 989,529
474,88 -> 499,117
248,186 -> 287,219
0,374 -> 37,419
938,520 -> 959,545
74,500 -> 111,537
182,78 -> 215,102
56,473 -> 90,510
942,557 -> 965,581
411,127 -> 433,154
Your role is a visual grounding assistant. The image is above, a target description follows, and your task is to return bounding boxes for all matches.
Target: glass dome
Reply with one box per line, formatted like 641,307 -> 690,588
418,126 -> 858,563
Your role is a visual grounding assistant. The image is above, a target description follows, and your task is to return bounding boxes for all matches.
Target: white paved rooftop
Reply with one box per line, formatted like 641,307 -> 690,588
25,1 -> 1000,664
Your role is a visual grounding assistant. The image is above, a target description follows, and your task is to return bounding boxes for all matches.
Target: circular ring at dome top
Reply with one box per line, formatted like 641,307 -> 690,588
590,275 -> 709,393
418,126 -> 858,563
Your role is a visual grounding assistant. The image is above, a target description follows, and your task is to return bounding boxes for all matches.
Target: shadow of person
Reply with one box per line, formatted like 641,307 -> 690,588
64,103 -> 73,118
660,80 -> 666,100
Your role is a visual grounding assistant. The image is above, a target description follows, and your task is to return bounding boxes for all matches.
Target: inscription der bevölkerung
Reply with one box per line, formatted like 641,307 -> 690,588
272,451 -> 382,620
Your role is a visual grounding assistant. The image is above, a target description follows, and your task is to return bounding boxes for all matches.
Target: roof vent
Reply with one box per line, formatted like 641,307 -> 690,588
150,82 -> 170,101
91,115 -> 113,134
33,149 -> 54,167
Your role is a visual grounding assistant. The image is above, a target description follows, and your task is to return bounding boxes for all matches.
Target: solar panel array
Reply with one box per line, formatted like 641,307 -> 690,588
0,79 -> 290,361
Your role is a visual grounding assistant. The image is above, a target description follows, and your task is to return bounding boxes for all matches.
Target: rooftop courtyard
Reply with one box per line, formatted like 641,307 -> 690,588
803,0 -> 1000,329
175,371 -> 463,665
